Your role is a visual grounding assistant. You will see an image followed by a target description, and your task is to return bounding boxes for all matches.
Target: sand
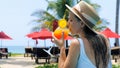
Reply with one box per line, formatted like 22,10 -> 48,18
0,57 -> 40,68
0,56 -> 119,68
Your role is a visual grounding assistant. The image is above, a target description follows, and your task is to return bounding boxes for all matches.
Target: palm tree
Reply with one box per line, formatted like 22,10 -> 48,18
31,0 -> 108,31
31,0 -> 73,32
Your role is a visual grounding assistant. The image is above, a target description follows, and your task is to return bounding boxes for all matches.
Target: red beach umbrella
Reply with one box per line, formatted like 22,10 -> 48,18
0,31 -> 12,47
33,28 -> 52,47
0,31 -> 12,40
26,32 -> 40,45
26,32 -> 39,38
32,28 -> 52,39
100,28 -> 120,38
26,28 -> 52,47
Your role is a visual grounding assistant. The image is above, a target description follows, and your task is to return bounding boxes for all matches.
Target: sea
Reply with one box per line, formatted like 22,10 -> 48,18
1,46 -> 26,54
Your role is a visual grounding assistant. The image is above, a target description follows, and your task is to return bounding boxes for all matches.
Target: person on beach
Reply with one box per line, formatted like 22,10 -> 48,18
52,1 -> 112,68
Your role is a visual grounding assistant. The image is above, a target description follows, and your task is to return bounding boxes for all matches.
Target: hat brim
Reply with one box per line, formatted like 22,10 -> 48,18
65,4 -> 97,34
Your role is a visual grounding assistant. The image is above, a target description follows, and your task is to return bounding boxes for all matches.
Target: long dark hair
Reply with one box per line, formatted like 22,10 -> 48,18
75,15 -> 110,68
83,26 -> 110,68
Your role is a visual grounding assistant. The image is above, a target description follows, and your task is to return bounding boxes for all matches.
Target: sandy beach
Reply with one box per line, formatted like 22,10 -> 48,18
111,58 -> 120,65
0,56 -> 120,68
0,57 -> 40,68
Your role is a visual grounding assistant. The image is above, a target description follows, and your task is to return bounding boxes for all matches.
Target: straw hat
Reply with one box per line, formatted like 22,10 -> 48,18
66,1 -> 101,32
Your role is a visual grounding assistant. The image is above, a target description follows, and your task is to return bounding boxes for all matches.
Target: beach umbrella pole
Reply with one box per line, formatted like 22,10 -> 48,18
28,40 -> 29,47
44,40 -> 46,47
1,40 -> 2,48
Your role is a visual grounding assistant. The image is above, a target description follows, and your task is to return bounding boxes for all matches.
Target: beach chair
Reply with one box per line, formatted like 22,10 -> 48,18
111,46 -> 120,62
49,47 -> 60,63
49,47 -> 69,63
32,47 -> 50,64
0,48 -> 9,59
50,47 -> 60,55
24,48 -> 33,58
0,53 -> 2,59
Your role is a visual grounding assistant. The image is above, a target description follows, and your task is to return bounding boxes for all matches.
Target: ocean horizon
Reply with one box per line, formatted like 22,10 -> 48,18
0,46 -> 27,54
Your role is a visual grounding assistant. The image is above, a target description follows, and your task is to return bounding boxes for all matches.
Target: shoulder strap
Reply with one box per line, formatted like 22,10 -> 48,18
79,38 -> 86,56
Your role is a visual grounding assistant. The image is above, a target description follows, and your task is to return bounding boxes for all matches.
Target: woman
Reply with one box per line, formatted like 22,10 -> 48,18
52,1 -> 112,68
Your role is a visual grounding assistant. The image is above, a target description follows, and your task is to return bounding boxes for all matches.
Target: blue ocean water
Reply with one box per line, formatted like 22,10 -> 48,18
1,46 -> 26,54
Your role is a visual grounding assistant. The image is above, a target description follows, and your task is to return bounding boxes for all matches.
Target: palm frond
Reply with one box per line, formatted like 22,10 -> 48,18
31,10 -> 56,22
31,25 -> 41,32
94,26 -> 107,32
31,10 -> 45,18
47,1 -> 57,11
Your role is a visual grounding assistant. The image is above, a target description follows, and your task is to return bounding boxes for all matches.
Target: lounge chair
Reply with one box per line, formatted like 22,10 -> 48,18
50,47 -> 69,63
24,48 -> 33,58
111,46 -> 120,62
0,48 -> 9,59
32,47 -> 50,64
50,47 -> 60,56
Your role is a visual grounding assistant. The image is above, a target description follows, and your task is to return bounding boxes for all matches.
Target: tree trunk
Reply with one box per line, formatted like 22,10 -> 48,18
115,0 -> 119,46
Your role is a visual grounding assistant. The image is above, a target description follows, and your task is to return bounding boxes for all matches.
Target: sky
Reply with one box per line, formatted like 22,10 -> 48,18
0,0 -> 49,47
0,0 -> 119,47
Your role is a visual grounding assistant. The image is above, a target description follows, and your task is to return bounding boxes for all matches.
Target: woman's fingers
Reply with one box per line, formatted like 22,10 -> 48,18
52,32 -> 65,48
52,33 -> 58,43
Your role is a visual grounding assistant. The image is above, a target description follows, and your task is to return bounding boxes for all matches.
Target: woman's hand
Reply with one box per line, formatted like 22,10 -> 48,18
52,32 -> 65,49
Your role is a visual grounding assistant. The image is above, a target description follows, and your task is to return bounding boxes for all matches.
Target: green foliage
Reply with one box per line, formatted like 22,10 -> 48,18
112,64 -> 120,68
31,10 -> 56,31
35,64 -> 58,68
31,10 -> 55,22
46,0 -> 73,19
56,0 -> 72,19
10,53 -> 23,57
83,0 -> 101,11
